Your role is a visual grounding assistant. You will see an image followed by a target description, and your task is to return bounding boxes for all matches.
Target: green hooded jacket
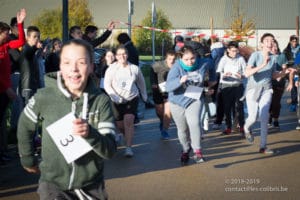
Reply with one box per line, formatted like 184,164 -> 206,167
17,72 -> 117,190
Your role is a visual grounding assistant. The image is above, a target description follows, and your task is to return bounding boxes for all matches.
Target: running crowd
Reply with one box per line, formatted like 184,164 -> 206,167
1,8 -> 300,200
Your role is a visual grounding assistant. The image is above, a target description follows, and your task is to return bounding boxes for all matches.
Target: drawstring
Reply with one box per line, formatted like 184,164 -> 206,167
74,189 -> 93,200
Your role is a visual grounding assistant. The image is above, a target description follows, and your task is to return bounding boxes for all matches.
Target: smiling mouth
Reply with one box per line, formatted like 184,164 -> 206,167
69,75 -> 81,84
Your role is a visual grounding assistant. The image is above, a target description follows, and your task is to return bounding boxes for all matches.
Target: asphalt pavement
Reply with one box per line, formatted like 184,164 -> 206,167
1,93 -> 300,200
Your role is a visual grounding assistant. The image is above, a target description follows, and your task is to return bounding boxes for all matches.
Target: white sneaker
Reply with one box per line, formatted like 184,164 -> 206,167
203,118 -> 209,131
124,147 -> 134,157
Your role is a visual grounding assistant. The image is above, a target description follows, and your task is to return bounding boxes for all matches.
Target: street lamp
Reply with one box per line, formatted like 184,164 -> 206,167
128,0 -> 134,37
62,0 -> 68,42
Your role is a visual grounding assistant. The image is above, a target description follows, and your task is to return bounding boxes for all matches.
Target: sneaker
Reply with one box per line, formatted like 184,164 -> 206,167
193,151 -> 205,163
244,127 -> 254,144
222,128 -> 232,135
180,152 -> 190,165
124,147 -> 134,157
203,118 -> 209,131
161,130 -> 170,140
212,123 -> 221,130
273,121 -> 280,129
296,123 -> 300,130
268,117 -> 272,125
259,148 -> 274,154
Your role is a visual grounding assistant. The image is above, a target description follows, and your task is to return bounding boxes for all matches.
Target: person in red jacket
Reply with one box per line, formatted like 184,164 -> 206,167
0,8 -> 26,165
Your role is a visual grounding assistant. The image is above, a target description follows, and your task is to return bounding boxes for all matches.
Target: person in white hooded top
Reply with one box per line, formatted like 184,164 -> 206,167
216,41 -> 246,135
104,45 -> 147,157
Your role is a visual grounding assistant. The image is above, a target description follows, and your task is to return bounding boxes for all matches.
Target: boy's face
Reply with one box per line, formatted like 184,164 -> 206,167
261,36 -> 274,52
0,30 -> 9,44
165,54 -> 176,68
27,31 -> 40,46
290,39 -> 298,48
71,29 -> 82,39
88,30 -> 98,40
60,44 -> 93,97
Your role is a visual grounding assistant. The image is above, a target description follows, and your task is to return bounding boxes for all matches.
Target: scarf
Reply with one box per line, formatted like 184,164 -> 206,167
179,59 -> 198,71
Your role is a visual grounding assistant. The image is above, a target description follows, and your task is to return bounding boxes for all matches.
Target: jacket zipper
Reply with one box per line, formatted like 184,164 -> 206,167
68,100 -> 77,189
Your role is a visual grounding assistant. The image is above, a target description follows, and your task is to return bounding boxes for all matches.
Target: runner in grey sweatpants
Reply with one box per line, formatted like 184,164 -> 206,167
243,33 -> 290,154
170,100 -> 203,153
166,46 -> 216,165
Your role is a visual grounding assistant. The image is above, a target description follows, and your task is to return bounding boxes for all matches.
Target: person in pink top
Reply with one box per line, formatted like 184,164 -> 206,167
0,8 -> 26,165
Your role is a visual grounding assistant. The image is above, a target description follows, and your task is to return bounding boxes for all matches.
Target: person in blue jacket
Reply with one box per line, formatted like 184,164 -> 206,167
166,46 -> 216,165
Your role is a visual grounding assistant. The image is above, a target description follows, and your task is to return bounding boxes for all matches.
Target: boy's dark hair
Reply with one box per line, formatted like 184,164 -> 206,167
165,50 -> 176,57
61,39 -> 94,64
69,25 -> 81,39
85,25 -> 98,34
227,41 -> 239,49
289,35 -> 298,42
10,17 -> 17,27
26,26 -> 40,35
174,35 -> 184,43
260,33 -> 274,43
117,33 -> 131,44
0,22 -> 10,33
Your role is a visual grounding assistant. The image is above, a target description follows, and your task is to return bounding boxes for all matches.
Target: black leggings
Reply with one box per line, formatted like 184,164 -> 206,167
0,92 -> 10,152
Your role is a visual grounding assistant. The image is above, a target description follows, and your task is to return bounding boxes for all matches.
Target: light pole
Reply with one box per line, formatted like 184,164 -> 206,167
152,2 -> 157,63
128,0 -> 134,37
62,0 -> 68,42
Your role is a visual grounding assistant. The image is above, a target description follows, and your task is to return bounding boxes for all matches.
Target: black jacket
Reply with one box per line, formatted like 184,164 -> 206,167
82,30 -> 112,48
18,43 -> 40,93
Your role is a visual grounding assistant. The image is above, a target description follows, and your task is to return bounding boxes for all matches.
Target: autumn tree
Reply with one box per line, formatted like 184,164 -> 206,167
133,8 -> 173,55
32,0 -> 94,40
224,0 -> 255,43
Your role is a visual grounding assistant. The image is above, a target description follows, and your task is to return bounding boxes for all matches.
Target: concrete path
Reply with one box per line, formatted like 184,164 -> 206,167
1,94 -> 300,200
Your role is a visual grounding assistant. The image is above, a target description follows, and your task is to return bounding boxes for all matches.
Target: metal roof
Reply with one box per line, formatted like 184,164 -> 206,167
0,0 -> 299,30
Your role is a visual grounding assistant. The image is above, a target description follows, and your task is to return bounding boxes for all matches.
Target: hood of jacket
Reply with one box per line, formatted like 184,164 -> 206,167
44,71 -> 101,99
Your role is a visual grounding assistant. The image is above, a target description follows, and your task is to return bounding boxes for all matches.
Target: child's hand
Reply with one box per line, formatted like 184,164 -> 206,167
180,75 -> 188,84
72,118 -> 89,137
17,8 -> 26,24
107,21 -> 116,31
223,72 -> 232,77
286,83 -> 293,91
24,166 -> 40,174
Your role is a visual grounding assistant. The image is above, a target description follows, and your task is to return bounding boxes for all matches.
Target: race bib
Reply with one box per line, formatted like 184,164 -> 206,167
158,81 -> 167,92
46,113 -> 92,163
184,85 -> 203,99
118,78 -> 134,91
